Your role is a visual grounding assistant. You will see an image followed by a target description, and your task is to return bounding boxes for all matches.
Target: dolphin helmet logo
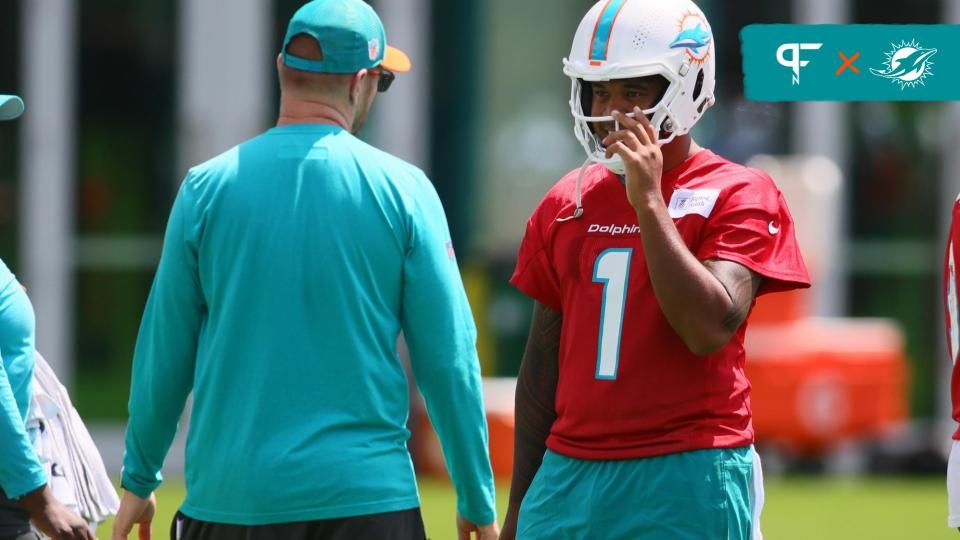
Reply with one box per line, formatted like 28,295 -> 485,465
671,11 -> 712,64
870,39 -> 937,89
669,23 -> 711,51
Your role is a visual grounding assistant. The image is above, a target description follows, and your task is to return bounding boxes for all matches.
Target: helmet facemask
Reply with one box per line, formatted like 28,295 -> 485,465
569,74 -> 683,175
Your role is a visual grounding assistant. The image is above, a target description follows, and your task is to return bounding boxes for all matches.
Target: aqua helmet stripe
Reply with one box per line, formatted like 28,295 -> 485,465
588,0 -> 629,63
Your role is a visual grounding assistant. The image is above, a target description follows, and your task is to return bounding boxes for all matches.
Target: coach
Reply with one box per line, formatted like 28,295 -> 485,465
110,1 -> 498,538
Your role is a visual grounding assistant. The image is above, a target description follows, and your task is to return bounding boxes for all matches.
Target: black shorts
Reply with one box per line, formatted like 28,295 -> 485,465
0,488 -> 32,540
0,533 -> 39,540
171,507 -> 427,540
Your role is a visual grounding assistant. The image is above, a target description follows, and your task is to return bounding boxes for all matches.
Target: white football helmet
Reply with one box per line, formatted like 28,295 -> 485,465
563,0 -> 717,175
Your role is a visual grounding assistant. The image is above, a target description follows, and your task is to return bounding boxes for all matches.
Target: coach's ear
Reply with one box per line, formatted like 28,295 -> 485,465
276,53 -> 283,71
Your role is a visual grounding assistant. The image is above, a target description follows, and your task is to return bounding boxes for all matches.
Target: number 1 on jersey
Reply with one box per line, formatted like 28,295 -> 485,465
593,248 -> 633,380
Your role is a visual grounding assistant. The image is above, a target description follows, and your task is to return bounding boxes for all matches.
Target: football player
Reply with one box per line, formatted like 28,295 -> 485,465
502,1 -> 811,538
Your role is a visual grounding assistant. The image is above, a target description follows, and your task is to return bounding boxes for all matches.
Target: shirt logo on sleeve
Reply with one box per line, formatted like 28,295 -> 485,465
667,189 -> 720,218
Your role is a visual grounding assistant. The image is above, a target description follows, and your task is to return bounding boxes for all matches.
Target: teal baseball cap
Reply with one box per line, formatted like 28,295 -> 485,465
281,0 -> 410,74
0,95 -> 24,121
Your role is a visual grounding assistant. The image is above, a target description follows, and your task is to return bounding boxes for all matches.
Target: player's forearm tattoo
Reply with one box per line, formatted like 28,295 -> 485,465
508,302 -> 561,510
705,259 -> 762,332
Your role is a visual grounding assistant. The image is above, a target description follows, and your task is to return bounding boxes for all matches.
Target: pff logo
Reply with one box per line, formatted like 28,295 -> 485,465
777,43 -> 823,85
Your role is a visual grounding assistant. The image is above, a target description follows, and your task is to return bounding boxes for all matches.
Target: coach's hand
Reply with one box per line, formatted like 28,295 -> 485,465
457,511 -> 500,540
603,106 -> 665,211
21,484 -> 95,540
111,490 -> 156,540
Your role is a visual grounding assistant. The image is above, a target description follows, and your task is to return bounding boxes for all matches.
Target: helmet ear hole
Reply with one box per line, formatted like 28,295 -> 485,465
692,69 -> 705,102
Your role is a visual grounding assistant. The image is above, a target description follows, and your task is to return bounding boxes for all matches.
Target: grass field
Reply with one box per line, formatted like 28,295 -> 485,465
103,476 -> 955,539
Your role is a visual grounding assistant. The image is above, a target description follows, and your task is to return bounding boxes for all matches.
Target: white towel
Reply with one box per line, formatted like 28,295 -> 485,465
27,352 -> 120,526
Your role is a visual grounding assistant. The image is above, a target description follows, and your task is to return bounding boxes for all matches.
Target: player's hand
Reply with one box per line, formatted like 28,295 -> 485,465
111,490 -> 157,540
20,484 -> 96,540
456,512 -> 500,540
602,106 -> 664,211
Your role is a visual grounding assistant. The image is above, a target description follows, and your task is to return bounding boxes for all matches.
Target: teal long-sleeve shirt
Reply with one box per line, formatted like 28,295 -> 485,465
0,261 -> 45,498
122,124 -> 496,526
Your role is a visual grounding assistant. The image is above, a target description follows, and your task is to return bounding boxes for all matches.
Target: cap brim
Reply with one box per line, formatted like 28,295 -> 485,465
382,46 -> 411,73
0,95 -> 24,121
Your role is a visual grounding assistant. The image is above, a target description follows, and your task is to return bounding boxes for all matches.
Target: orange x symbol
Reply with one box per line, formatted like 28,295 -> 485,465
836,51 -> 860,75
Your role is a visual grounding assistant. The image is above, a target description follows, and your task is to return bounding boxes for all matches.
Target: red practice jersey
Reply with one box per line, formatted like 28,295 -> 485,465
511,149 -> 811,460
944,197 -> 960,439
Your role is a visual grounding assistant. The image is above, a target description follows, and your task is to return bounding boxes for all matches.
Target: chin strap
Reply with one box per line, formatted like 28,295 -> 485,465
556,157 -> 591,222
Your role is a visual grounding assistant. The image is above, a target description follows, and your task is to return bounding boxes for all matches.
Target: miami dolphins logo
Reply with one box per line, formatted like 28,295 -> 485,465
670,11 -> 711,64
869,39 -> 937,89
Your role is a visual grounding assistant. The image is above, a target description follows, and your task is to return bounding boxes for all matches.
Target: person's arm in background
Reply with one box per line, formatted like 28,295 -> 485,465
112,178 -> 205,540
0,348 -> 46,501
943,204 -> 960,533
400,173 -> 498,540
0,358 -> 93,539
499,301 -> 560,540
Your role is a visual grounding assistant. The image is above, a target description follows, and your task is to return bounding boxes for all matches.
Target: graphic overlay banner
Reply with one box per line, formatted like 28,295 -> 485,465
741,25 -> 959,101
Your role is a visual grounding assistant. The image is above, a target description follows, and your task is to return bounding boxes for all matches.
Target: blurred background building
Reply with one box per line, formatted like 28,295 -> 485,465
0,0 -> 958,476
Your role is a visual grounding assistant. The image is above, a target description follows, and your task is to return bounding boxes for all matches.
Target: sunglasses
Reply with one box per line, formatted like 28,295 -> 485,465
370,68 -> 395,93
